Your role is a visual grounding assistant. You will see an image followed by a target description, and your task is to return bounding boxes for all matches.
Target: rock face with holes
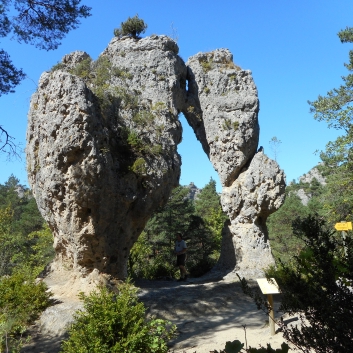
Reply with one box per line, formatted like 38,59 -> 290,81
183,49 -> 286,277
183,50 -> 260,187
27,36 -> 285,286
27,35 -> 186,281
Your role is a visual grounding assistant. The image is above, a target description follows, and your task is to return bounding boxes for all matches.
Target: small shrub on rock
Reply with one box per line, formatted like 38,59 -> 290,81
114,15 -> 147,39
60,283 -> 175,353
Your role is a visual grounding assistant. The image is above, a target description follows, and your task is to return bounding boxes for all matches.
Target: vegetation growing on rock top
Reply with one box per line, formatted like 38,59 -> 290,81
114,14 -> 148,39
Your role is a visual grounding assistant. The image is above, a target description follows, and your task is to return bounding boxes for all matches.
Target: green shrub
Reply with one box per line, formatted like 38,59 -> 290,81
229,73 -> 237,81
151,102 -> 166,112
148,144 -> 163,155
130,158 -> 147,175
0,273 -> 52,352
50,62 -> 66,72
213,339 -> 289,353
199,57 -> 213,73
240,215 -> 353,353
233,121 -> 239,130
222,119 -> 232,130
113,66 -> 133,80
60,284 -> 175,353
133,110 -> 155,126
114,15 -> 147,39
127,130 -> 144,152
114,86 -> 139,110
69,57 -> 92,80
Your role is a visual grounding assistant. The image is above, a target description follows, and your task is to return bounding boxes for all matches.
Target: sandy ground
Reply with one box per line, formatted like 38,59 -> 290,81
135,276 -> 292,353
22,273 -> 296,353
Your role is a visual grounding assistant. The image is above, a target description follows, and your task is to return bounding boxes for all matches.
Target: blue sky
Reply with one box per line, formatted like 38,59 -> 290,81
0,0 -> 352,192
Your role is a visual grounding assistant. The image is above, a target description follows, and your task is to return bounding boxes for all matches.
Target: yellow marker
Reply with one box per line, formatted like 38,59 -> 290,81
334,222 -> 352,231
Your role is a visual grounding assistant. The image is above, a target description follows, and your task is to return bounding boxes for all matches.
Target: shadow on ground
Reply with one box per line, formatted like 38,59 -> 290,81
134,278 -> 282,351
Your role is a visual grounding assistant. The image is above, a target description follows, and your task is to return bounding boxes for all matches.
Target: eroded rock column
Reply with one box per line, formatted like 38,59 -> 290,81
183,49 -> 286,278
27,35 -> 187,281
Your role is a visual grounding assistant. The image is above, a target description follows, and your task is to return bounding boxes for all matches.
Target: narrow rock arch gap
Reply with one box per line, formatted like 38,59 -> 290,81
178,113 -> 221,192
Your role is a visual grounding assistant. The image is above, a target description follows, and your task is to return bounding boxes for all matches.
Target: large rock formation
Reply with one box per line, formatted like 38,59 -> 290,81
27,36 -> 285,285
183,49 -> 286,277
27,35 -> 186,281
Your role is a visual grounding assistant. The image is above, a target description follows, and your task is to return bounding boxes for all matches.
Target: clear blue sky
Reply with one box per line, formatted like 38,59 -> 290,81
1,0 -> 352,192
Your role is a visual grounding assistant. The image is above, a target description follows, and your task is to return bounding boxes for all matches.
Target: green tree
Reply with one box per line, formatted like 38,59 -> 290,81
194,178 -> 221,218
194,177 -> 228,252
0,175 -> 54,277
136,186 -> 195,278
114,14 -> 147,39
308,26 -> 353,222
267,193 -> 308,263
130,182 -> 225,279
0,0 -> 91,157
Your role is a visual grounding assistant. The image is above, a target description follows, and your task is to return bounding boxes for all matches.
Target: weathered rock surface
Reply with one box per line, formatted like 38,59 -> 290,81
294,188 -> 311,206
218,152 -> 285,276
184,49 -> 259,187
27,36 -> 285,289
185,182 -> 201,201
27,35 -> 186,281
183,49 -> 286,277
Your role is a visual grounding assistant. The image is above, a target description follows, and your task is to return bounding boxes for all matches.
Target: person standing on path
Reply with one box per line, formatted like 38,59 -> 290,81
175,233 -> 187,281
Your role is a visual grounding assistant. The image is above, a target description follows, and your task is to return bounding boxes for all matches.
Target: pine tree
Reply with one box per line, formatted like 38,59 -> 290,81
114,15 -> 147,39
0,1 -> 91,157
308,26 -> 353,222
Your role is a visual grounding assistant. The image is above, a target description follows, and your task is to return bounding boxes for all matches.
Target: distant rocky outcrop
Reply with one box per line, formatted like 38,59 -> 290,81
185,182 -> 201,201
292,166 -> 326,205
27,36 -> 285,289
299,166 -> 326,185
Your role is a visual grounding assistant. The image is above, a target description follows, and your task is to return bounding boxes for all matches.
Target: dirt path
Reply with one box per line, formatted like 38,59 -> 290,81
22,274 -> 294,353
135,276 -> 289,352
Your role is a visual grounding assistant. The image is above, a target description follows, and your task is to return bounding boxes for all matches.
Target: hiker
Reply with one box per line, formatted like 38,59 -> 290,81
175,232 -> 187,281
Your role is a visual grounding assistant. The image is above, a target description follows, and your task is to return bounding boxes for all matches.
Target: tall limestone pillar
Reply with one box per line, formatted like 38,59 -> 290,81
183,49 -> 286,278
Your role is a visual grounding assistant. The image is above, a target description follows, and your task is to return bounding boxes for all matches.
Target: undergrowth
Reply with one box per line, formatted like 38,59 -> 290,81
60,283 -> 175,353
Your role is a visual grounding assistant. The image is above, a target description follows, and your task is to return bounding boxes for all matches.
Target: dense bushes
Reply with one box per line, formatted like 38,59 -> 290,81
61,283 -> 175,353
0,176 -> 54,352
241,215 -> 353,353
0,273 -> 52,352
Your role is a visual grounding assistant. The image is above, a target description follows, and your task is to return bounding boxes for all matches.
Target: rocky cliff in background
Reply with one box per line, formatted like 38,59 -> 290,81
27,35 -> 285,287
291,166 -> 326,205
